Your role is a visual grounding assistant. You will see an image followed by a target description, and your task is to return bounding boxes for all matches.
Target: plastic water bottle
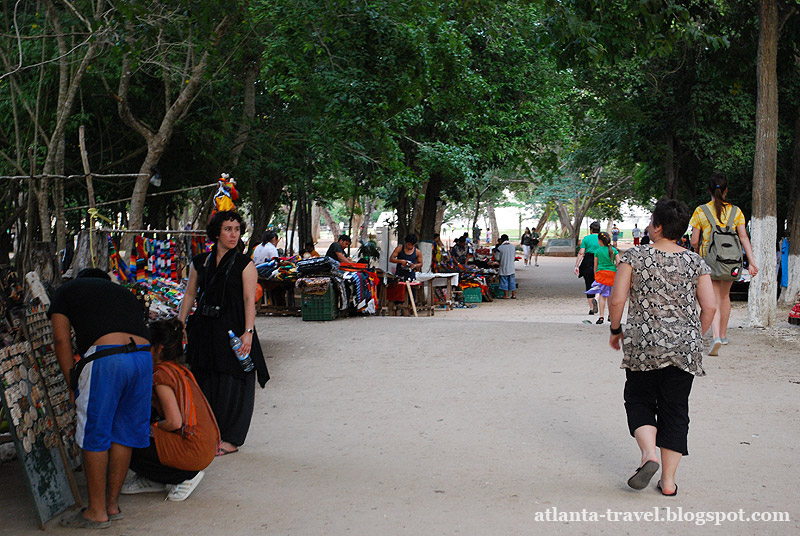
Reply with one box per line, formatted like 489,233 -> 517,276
228,330 -> 254,372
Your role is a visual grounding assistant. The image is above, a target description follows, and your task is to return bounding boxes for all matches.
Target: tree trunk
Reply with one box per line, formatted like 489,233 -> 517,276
780,102 -> 800,305
434,202 -> 446,235
248,172 -> 287,251
54,136 -> 66,252
555,201 -> 577,239
28,242 -> 62,290
419,173 -> 443,240
487,202 -> 499,243
320,205 -> 341,239
230,49 -> 260,168
395,187 -> 410,242
471,187 -> 483,241
311,203 -> 321,243
535,204 -> 552,234
360,197 -> 376,242
67,230 -> 109,276
748,0 -> 779,327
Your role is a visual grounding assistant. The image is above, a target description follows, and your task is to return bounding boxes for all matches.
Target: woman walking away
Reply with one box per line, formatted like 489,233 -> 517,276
520,227 -> 533,266
690,172 -> 759,356
574,221 -> 602,315
609,198 -> 716,496
585,232 -> 619,324
123,319 -> 220,501
179,211 -> 270,456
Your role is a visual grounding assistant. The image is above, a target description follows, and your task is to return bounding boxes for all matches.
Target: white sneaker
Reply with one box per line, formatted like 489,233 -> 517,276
720,337 -> 729,345
708,338 -> 722,356
166,471 -> 205,501
121,473 -> 167,494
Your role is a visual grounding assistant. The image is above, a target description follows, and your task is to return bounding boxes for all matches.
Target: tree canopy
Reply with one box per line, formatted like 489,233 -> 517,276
2,0 -> 799,319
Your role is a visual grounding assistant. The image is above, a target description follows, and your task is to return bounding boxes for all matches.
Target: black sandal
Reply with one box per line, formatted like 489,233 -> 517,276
627,460 -> 659,490
657,480 -> 678,496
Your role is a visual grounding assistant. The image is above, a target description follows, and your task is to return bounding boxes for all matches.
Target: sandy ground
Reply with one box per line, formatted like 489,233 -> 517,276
2,256 -> 799,535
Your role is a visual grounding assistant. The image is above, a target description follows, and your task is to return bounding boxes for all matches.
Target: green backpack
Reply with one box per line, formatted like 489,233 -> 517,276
701,204 -> 743,281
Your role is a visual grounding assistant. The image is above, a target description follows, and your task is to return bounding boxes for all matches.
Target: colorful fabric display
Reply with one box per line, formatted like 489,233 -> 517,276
108,236 -> 129,282
134,236 -> 148,282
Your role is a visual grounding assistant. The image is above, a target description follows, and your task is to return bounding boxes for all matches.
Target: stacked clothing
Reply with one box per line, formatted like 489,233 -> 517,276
295,277 -> 331,296
297,256 -> 340,275
342,271 -> 377,313
256,256 -> 300,281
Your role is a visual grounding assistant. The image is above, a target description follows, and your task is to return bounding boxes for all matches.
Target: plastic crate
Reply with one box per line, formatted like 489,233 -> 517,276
301,288 -> 337,321
462,287 -> 482,303
490,283 -> 503,297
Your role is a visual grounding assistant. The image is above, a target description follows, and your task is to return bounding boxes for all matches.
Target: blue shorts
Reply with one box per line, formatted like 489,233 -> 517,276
75,345 -> 152,452
499,274 -> 516,291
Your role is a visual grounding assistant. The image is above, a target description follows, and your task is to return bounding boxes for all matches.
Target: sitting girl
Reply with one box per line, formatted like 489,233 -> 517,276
122,318 -> 220,501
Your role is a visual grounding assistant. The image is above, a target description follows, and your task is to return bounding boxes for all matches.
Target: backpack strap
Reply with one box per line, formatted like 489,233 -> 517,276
700,204 -> 719,230
725,205 -> 739,231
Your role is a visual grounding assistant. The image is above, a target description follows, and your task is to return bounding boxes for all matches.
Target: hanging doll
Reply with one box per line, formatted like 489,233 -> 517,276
212,173 -> 239,214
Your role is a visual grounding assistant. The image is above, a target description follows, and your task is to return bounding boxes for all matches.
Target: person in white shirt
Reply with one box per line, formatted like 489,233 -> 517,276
495,234 -> 517,299
252,231 -> 279,264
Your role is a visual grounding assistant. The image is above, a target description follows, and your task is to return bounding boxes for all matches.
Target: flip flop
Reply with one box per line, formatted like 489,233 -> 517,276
108,510 -> 124,521
627,460 -> 659,490
59,508 -> 112,529
216,446 -> 239,457
657,480 -> 678,496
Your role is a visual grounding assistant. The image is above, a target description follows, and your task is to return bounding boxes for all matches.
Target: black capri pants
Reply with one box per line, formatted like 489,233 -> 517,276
624,366 -> 694,456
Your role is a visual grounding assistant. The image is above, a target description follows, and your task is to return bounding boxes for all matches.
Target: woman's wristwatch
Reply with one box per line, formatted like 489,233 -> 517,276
245,328 -> 254,334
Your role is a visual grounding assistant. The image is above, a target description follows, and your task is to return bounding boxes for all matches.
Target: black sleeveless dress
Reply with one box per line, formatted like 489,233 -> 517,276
186,247 -> 269,446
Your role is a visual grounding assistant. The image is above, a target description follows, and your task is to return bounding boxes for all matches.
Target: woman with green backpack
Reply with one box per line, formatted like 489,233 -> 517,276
690,173 -> 759,356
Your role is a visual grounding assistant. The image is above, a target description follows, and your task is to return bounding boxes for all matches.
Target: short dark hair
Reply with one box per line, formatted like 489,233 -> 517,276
207,211 -> 244,242
652,198 -> 691,241
589,221 -> 601,233
77,268 -> 111,280
500,234 -> 509,242
404,233 -> 418,245
338,234 -> 351,243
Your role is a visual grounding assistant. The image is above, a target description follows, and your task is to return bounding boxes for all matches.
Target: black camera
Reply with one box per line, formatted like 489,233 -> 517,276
200,305 -> 221,318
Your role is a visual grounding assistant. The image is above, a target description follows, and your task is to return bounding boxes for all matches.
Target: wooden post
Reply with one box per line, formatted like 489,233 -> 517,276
405,282 -> 418,317
79,126 -> 96,209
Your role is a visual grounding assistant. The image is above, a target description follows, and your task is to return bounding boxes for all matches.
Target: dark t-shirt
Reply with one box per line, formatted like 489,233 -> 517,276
325,242 -> 346,261
48,278 -> 150,355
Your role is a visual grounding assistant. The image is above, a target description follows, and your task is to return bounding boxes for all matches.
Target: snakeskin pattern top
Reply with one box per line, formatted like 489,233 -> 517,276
620,246 -> 711,376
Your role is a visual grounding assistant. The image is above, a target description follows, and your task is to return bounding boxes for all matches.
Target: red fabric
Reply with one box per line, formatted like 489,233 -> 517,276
594,270 -> 616,287
386,283 -> 406,302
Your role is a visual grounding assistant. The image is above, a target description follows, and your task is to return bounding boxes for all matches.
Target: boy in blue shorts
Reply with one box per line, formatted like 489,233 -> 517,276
49,269 -> 152,529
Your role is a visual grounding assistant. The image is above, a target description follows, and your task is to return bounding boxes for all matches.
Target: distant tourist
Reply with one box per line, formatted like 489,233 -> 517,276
689,172 -> 758,356
495,234 -> 517,299
632,224 -> 641,246
574,221 -> 602,315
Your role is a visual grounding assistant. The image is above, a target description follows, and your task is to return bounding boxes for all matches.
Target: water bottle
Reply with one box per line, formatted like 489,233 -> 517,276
228,330 -> 254,372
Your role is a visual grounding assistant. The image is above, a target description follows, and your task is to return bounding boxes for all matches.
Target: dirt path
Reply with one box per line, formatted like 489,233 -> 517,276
2,257 -> 799,535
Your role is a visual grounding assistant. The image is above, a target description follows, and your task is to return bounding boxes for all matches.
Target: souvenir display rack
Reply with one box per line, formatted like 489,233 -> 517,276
0,306 -> 81,526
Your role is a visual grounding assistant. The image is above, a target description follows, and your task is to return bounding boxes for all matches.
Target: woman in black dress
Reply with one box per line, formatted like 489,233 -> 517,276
179,211 -> 269,456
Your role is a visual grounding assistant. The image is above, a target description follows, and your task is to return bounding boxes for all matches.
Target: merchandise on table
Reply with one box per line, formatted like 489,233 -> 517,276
789,300 -> 800,325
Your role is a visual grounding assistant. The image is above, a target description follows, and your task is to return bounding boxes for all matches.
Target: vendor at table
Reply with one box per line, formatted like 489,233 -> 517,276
390,233 -> 423,281
325,234 -> 357,263
450,236 -> 468,264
